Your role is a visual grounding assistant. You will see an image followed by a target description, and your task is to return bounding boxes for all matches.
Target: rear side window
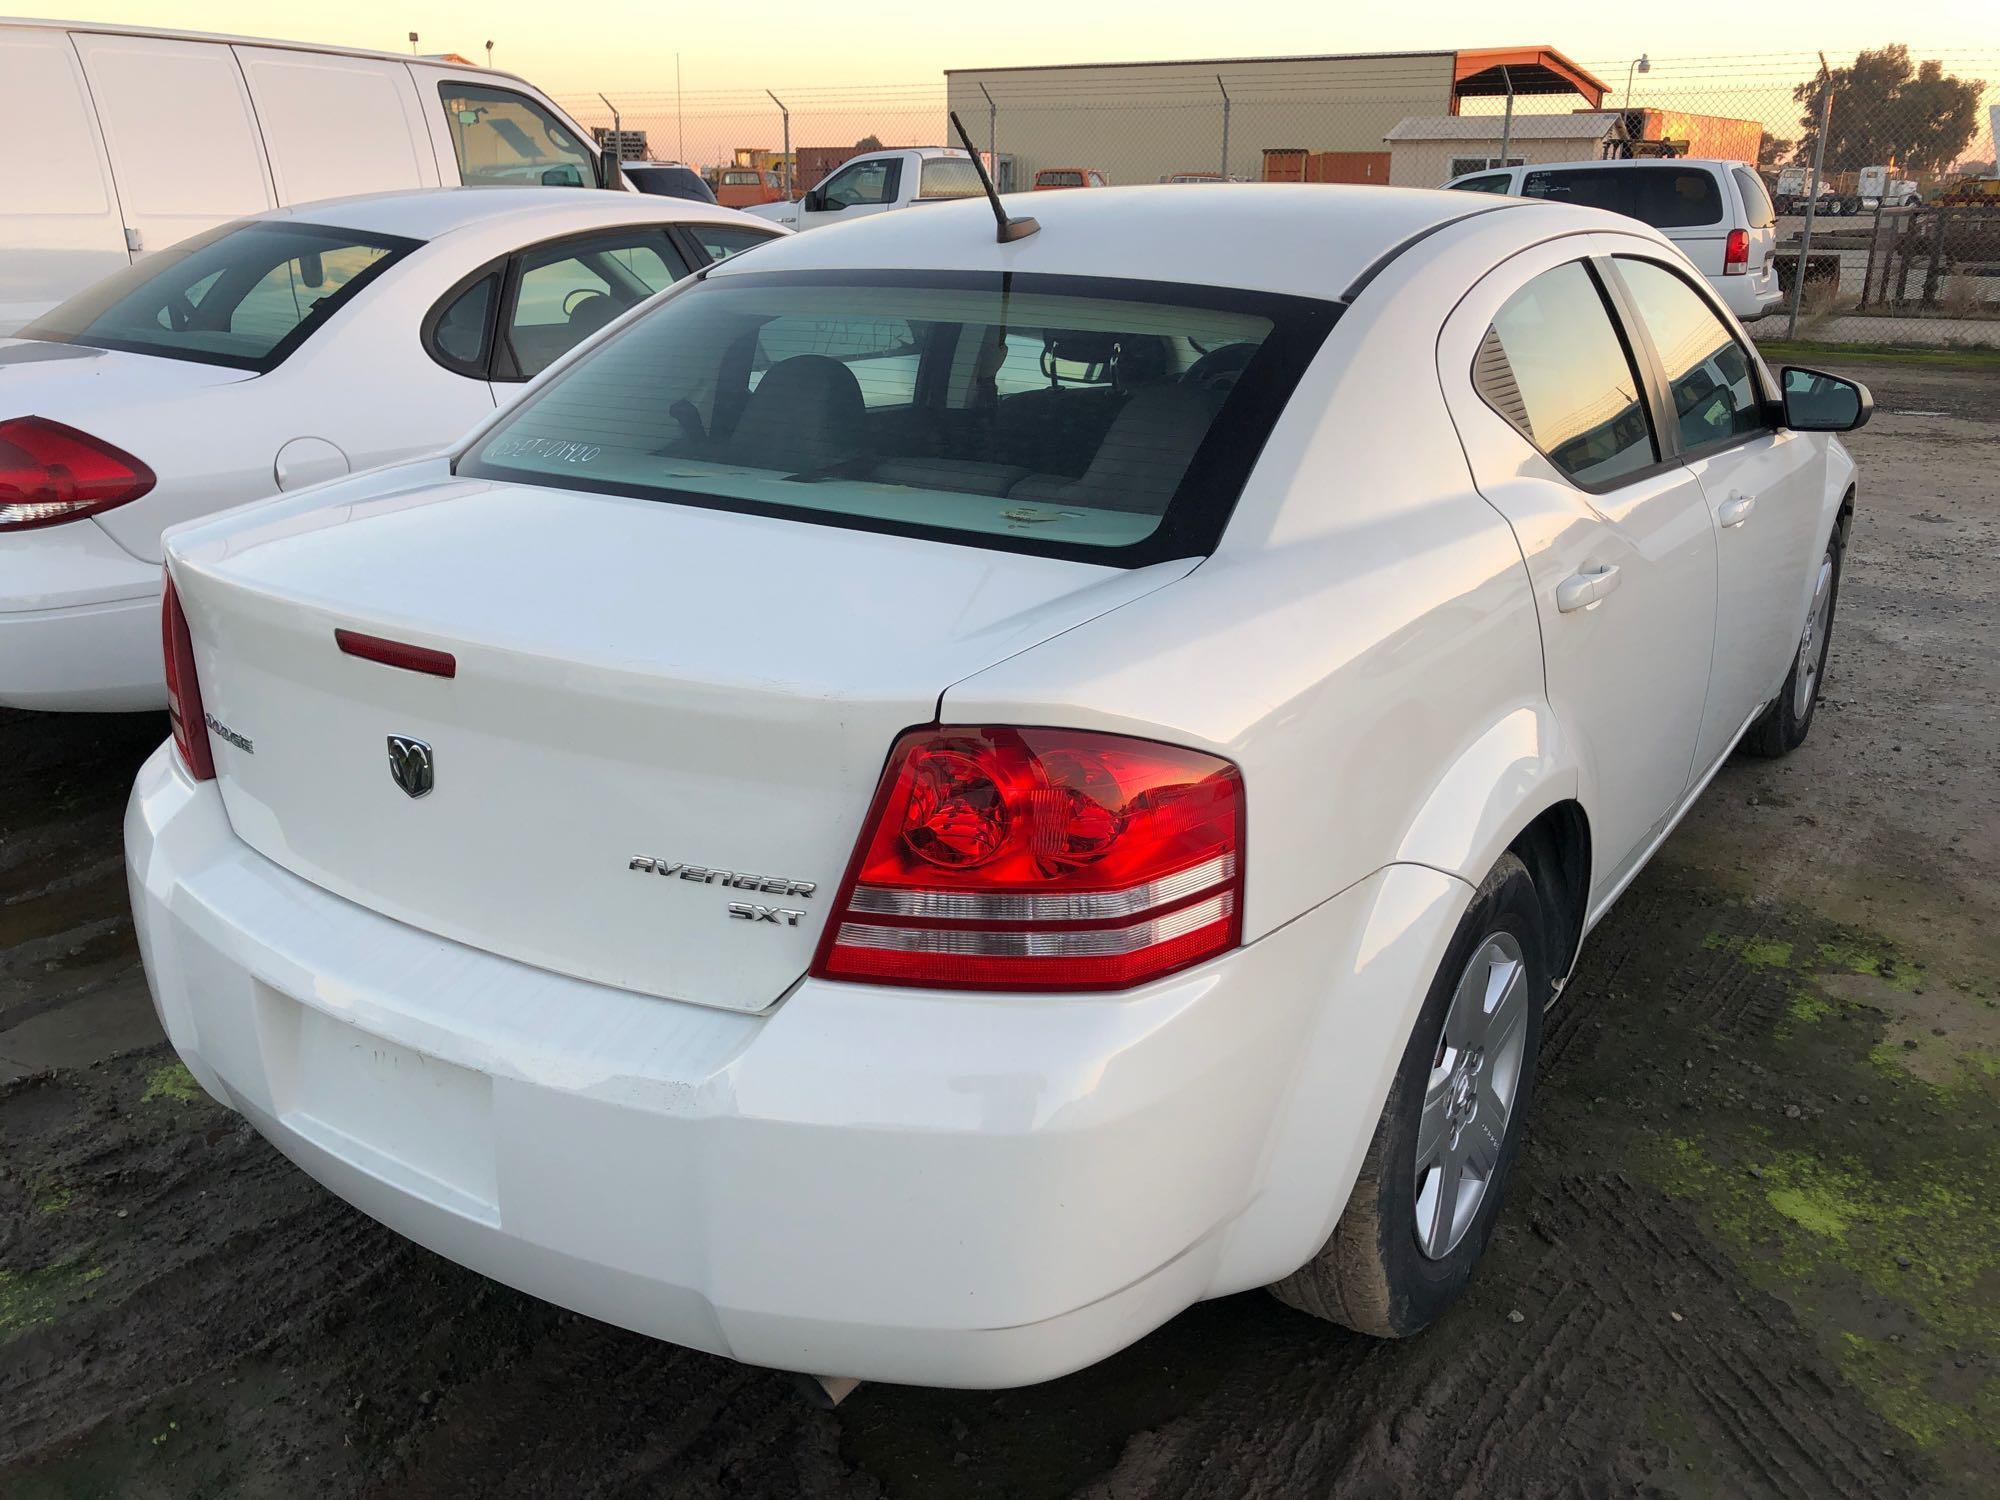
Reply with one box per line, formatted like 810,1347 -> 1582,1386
439,83 -> 595,188
1732,168 -> 1777,228
1473,260 -> 1658,488
21,219 -> 415,372
1613,258 -> 1766,452
919,159 -> 985,198
686,224 -> 781,265
1450,173 -> 1514,194
459,269 -> 1338,567
1521,166 -> 1724,228
429,271 -> 499,375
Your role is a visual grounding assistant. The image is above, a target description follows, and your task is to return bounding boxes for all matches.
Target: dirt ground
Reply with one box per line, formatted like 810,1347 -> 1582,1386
3,357 -> 1996,1497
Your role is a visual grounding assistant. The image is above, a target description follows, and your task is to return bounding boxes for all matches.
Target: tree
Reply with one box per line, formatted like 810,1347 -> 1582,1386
854,133 -> 884,152
1757,134 -> 1794,171
1792,45 -> 1985,175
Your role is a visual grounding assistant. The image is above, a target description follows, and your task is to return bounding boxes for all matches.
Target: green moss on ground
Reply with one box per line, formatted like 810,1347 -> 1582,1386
0,1261 -> 105,1343
1637,919 -> 2000,1465
141,1062 -> 199,1105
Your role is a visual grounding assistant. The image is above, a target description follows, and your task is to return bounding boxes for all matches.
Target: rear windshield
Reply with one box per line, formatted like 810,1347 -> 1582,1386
630,165 -> 716,204
458,269 -> 1338,566
1039,171 -> 1085,187
1521,166 -> 1725,228
21,220 -> 417,372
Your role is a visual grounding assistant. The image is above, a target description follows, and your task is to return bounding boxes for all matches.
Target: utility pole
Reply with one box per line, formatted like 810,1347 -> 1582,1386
676,54 -> 684,163
1787,54 -> 1834,339
980,83 -> 997,189
1496,66 -> 1514,171
1217,75 -> 1231,180
768,91 -> 791,199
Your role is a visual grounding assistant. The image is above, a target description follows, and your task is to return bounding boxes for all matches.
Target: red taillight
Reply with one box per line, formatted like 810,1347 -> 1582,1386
161,574 -> 215,781
0,416 -> 155,531
812,727 -> 1245,992
1724,228 -> 1750,274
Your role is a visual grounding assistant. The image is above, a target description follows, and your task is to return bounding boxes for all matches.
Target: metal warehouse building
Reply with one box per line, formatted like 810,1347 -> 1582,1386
944,45 -> 1607,190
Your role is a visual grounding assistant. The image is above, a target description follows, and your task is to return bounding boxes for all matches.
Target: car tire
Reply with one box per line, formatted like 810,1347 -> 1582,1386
1268,851 -> 1549,1337
1743,521 -> 1845,758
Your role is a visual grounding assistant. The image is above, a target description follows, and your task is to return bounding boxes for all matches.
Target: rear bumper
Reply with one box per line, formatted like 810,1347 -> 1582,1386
127,743 -> 1469,1386
1723,262 -> 1785,320
0,519 -> 163,711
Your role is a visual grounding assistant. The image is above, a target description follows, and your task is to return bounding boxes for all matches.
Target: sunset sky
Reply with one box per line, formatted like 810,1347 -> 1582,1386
58,1 -> 1999,97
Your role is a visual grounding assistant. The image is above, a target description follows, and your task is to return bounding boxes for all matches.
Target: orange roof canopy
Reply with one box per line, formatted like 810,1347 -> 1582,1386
1451,47 -> 1607,112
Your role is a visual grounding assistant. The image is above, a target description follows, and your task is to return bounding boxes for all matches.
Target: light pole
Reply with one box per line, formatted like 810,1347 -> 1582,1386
484,40 -> 493,68
1623,53 -> 1650,111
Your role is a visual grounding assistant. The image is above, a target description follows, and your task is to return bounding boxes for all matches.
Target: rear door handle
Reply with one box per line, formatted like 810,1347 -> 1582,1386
1719,493 -> 1756,527
1556,564 -> 1621,614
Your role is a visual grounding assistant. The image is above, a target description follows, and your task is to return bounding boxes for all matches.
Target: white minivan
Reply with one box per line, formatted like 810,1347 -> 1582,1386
1445,159 -> 1783,321
0,19 -> 619,331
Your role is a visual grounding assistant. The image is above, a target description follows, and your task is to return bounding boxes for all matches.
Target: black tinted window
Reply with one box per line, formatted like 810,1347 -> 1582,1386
430,271 -> 499,374
688,225 -> 780,264
1521,166 -> 1725,228
1732,168 -> 1776,228
629,165 -> 716,204
1451,173 -> 1513,194
1473,261 -> 1657,488
1615,258 -> 1766,451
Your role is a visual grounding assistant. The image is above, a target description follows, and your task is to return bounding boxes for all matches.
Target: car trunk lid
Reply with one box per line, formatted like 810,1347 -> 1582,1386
172,475 -> 1194,1013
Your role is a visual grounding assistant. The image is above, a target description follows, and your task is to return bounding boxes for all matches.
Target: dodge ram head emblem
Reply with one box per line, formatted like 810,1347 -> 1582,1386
386,736 -> 435,799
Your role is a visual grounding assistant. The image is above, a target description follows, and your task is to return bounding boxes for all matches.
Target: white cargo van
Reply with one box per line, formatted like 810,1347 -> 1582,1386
1445,159 -> 1783,321
0,19 -> 619,330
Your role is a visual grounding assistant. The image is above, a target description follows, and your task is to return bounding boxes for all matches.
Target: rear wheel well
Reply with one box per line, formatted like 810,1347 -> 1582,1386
1509,802 -> 1590,980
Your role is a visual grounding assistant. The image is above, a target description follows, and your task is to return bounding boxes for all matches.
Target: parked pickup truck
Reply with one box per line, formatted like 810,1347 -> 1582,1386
744,147 -> 985,232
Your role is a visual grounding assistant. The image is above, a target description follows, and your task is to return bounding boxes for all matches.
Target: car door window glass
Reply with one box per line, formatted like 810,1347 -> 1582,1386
1615,257 -> 1766,452
688,225 -> 779,264
1521,167 -> 1724,228
506,232 -> 688,379
821,160 -> 897,208
1450,173 -> 1514,194
1472,261 -> 1658,488
439,83 -> 594,188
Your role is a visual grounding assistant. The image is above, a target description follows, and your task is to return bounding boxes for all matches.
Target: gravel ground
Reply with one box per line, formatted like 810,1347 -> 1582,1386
2,357 -> 1996,1496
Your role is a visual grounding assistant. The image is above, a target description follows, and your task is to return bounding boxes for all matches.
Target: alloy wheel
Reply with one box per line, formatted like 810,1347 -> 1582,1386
1413,931 -> 1530,1260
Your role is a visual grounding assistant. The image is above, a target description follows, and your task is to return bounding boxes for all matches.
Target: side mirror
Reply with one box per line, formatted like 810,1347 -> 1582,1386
1781,365 -> 1873,432
803,187 -> 826,212
543,164 -> 585,187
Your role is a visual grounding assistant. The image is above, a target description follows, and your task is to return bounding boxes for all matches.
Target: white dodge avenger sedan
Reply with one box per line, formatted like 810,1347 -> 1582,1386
1,188 -> 778,711
126,185 -> 1867,1389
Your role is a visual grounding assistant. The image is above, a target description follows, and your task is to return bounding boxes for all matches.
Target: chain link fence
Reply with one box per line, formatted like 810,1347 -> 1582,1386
560,45 -> 1999,348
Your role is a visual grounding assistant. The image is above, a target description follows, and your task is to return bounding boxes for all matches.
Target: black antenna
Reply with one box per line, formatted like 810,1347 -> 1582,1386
949,111 -> 1038,243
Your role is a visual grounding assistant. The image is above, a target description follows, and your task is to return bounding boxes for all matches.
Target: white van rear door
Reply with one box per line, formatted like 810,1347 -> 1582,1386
70,33 -> 273,258
234,48 -> 441,204
0,28 -> 126,331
